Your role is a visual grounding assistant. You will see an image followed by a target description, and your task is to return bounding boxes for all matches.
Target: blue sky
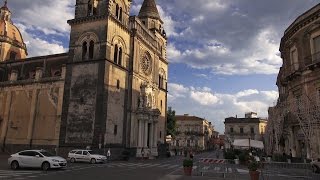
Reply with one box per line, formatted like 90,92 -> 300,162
7,0 -> 319,133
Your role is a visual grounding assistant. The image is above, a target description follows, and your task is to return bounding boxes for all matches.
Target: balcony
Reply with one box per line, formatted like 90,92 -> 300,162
305,52 -> 320,69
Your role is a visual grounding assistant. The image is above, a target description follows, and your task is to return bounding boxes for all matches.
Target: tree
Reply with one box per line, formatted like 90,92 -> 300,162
166,107 -> 177,137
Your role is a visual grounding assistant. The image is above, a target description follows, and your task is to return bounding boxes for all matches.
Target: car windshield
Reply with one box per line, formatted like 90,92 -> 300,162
87,150 -> 99,155
40,151 -> 55,157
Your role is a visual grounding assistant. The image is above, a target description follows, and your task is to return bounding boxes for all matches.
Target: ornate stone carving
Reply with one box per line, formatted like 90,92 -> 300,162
140,52 -> 152,75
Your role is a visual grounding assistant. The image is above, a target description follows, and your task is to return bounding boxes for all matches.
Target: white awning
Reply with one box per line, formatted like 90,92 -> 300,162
232,139 -> 264,149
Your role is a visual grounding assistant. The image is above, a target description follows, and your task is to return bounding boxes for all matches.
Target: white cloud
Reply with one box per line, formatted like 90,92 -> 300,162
168,83 -> 279,133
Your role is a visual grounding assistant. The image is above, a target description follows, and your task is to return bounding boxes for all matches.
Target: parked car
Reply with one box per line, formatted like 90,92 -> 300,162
8,149 -> 67,171
311,159 -> 320,173
68,150 -> 106,164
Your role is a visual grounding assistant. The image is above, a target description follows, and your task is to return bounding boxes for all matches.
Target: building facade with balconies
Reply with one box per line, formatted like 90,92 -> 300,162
171,114 -> 214,151
266,3 -> 320,159
224,112 -> 267,149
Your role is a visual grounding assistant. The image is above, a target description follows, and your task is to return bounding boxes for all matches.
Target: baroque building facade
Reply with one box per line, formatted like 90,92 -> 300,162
0,0 -> 168,158
224,112 -> 267,149
266,3 -> 320,159
171,114 -> 214,151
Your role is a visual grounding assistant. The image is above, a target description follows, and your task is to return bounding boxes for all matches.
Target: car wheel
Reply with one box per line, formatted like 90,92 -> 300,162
10,161 -> 19,170
70,158 -> 76,163
42,162 -> 50,171
90,158 -> 96,164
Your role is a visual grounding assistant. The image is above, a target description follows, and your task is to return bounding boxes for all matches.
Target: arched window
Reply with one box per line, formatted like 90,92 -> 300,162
118,47 -> 122,65
117,80 -> 120,89
9,51 -> 17,60
88,0 -> 93,16
114,44 -> 118,63
119,7 -> 122,21
82,41 -> 87,60
89,40 -> 94,59
116,4 -> 119,18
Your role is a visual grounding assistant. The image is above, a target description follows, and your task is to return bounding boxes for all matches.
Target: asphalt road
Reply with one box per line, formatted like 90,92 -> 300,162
3,150 -> 319,180
0,151 -> 225,180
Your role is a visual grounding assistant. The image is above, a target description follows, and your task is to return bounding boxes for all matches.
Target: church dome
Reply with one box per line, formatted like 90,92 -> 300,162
0,0 -> 27,61
0,20 -> 26,49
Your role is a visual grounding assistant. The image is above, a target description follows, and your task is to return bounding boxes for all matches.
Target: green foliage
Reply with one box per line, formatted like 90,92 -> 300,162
167,107 -> 177,137
183,159 -> 193,167
248,160 -> 259,171
272,153 -> 287,162
224,150 -> 236,160
238,151 -> 250,164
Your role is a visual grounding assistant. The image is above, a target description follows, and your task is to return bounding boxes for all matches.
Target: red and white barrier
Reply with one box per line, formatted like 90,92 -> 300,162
200,158 -> 225,164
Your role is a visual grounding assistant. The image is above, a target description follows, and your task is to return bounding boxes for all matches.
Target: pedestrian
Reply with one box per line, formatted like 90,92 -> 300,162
107,148 -> 111,163
141,148 -> 145,160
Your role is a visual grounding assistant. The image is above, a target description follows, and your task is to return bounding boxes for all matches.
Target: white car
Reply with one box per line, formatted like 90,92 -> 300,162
68,150 -> 107,164
8,150 -> 67,171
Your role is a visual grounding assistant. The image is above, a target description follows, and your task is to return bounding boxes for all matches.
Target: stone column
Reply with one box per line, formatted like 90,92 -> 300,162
144,121 -> 148,147
289,127 -> 297,157
138,120 -> 142,147
149,123 -> 153,148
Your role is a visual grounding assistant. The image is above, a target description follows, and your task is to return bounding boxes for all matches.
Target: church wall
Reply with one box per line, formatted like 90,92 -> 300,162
104,63 -> 128,145
0,90 -> 6,140
64,63 -> 99,145
6,90 -> 32,144
32,88 -> 61,145
0,80 -> 64,149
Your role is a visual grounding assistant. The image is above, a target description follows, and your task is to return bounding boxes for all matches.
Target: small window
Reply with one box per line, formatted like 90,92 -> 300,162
118,47 -> 122,65
116,4 -> 119,18
160,100 -> 162,109
89,40 -> 94,59
114,125 -> 118,135
82,41 -> 88,60
9,51 -> 17,60
119,7 -> 122,21
142,21 -> 146,25
83,151 -> 88,155
117,80 -> 120,89
230,127 -> 234,133
53,70 -> 61,77
313,35 -> 320,54
114,44 -> 118,63
160,131 -> 162,138
240,127 -> 244,134
250,127 -> 254,134
88,0 -> 93,16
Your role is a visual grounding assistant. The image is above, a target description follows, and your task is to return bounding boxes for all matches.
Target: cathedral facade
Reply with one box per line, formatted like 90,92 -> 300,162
0,0 -> 168,158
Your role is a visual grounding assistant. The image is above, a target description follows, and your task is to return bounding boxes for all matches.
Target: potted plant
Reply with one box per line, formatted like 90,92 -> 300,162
248,160 -> 259,180
183,159 -> 193,176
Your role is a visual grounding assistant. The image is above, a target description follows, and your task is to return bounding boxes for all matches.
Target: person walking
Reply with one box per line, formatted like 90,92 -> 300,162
107,148 -> 111,163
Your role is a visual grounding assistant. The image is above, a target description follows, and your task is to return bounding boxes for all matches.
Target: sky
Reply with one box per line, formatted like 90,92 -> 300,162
6,0 -> 319,133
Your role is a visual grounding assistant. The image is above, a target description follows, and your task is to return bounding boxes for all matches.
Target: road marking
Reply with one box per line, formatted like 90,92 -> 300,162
166,165 -> 179,169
